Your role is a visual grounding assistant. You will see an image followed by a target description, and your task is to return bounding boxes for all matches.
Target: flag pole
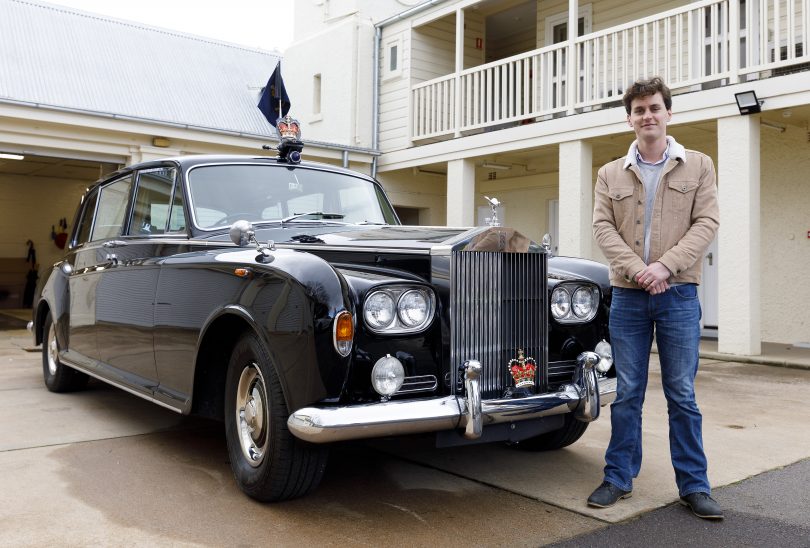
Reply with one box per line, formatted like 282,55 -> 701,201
277,62 -> 282,120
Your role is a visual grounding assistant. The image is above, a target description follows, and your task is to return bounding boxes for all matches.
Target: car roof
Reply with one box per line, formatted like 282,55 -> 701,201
93,154 -> 374,187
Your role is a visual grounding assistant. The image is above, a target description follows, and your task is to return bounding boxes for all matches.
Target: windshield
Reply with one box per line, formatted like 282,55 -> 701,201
187,164 -> 399,230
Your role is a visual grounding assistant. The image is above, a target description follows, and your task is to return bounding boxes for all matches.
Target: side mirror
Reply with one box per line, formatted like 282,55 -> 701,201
229,220 -> 255,247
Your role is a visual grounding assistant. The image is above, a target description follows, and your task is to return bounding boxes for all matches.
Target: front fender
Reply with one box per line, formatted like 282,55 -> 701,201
194,248 -> 353,414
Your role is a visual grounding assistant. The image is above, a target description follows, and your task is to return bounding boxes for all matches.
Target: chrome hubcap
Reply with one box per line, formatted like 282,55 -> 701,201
236,363 -> 269,467
47,322 -> 58,376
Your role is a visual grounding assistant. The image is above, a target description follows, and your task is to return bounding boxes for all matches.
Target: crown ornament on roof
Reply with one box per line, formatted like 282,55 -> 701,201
274,114 -> 304,164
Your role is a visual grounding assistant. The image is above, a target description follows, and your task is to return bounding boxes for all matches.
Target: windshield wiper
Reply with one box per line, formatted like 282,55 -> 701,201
281,211 -> 347,224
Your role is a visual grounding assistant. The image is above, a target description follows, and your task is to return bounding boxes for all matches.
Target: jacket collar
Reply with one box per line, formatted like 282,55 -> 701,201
623,136 -> 686,169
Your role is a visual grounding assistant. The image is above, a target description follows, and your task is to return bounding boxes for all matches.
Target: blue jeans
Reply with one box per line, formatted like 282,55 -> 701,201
603,284 -> 710,496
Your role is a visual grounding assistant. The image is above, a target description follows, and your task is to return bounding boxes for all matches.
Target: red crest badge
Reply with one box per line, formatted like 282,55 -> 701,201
508,348 -> 537,388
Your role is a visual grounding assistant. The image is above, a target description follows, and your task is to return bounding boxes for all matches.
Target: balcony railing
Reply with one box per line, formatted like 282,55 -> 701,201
410,0 -> 810,141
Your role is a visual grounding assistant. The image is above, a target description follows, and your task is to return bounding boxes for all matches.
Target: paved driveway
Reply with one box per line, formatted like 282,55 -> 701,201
2,321 -> 810,546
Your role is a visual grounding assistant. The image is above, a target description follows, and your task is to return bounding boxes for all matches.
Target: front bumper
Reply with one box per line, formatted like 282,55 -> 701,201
288,351 -> 617,444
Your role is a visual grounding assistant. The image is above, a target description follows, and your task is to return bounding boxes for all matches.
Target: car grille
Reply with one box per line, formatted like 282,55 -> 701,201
450,250 -> 548,399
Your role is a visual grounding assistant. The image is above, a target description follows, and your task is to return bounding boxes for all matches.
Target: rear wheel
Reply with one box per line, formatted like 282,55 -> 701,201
511,413 -> 589,451
224,331 -> 328,502
42,312 -> 88,392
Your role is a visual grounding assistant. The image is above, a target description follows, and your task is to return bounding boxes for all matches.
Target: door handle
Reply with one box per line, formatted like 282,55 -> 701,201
706,252 -> 713,266
103,240 -> 127,248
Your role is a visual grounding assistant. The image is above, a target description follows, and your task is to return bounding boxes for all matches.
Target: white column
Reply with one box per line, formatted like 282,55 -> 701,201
446,158 -> 475,226
717,116 -> 760,355
454,8 -> 465,137
558,140 -> 592,258
566,0 -> 579,114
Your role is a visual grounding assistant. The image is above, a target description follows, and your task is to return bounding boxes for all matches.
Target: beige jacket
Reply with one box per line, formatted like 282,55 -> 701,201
593,140 -> 719,288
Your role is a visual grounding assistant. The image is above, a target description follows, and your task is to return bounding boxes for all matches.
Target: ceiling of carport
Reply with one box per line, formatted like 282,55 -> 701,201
0,156 -> 119,182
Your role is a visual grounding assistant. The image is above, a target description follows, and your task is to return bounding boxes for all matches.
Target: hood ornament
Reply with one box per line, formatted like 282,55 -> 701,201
483,196 -> 501,227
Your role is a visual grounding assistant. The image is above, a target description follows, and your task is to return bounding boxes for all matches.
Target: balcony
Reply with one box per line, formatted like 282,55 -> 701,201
409,0 -> 810,142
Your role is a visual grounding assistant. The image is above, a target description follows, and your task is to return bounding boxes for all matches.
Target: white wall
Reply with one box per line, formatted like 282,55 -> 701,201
377,169 -> 447,225
285,17 -> 375,148
0,173 -> 88,286
759,124 -> 810,345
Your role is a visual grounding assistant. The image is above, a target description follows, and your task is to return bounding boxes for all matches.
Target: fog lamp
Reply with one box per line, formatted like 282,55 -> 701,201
594,339 -> 613,373
371,354 -> 405,399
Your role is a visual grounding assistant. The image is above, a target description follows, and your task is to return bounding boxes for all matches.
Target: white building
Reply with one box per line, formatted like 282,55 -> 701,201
0,0 -> 375,294
284,0 -> 810,357
1,0 -> 808,358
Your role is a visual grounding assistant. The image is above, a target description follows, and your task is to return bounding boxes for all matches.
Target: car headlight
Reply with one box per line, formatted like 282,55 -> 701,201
363,286 -> 435,334
364,291 -> 395,330
572,286 -> 597,319
550,283 -> 600,323
551,286 -> 571,319
371,354 -> 405,399
594,339 -> 613,373
398,290 -> 429,327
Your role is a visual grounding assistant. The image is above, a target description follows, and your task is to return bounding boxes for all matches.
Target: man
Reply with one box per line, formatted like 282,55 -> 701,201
589,77 -> 722,519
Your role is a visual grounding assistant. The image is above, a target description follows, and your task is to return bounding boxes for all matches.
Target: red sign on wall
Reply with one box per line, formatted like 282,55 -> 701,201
475,37 -> 483,49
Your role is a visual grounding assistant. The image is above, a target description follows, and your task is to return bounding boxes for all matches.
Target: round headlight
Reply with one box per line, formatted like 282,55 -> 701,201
371,354 -> 405,397
551,287 -> 570,319
398,290 -> 429,328
595,339 -> 613,373
364,291 -> 395,330
572,287 -> 596,319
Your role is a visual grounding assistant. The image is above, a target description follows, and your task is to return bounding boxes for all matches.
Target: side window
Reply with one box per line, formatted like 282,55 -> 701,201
73,190 -> 98,247
91,175 -> 133,241
168,184 -> 186,233
130,168 -> 177,235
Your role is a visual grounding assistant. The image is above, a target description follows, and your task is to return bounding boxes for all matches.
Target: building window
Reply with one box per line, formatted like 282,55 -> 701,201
384,37 -> 403,80
389,45 -> 398,72
313,74 -> 322,116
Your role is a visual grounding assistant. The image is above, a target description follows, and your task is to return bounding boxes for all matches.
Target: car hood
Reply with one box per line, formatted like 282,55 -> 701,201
205,224 -> 541,254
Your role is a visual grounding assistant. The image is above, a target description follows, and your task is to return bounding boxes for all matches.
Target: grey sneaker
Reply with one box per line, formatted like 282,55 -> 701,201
587,481 -> 632,508
680,492 -> 724,520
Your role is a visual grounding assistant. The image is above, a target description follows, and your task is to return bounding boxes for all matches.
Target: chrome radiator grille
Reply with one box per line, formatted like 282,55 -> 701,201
450,250 -> 548,399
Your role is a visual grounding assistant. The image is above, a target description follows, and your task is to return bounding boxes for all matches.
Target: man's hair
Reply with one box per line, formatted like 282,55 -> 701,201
622,76 -> 672,114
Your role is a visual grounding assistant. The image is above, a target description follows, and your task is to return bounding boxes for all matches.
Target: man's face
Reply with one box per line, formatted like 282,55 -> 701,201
627,92 -> 671,142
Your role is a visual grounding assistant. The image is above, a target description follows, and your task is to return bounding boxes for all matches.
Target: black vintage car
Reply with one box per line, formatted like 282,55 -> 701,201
32,150 -> 616,502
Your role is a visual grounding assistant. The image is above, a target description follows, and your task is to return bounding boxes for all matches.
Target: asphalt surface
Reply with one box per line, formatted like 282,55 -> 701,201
549,458 -> 810,547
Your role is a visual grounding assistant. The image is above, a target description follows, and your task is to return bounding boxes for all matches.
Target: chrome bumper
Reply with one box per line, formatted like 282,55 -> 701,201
288,352 -> 617,444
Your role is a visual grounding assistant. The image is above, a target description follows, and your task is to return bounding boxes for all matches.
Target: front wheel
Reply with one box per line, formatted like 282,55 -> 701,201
510,413 -> 589,451
224,331 -> 328,502
42,312 -> 88,393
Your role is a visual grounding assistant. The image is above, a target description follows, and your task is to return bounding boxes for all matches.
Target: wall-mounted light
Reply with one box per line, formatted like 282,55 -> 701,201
482,161 -> 511,171
152,137 -> 172,148
735,90 -> 763,115
0,153 -> 24,160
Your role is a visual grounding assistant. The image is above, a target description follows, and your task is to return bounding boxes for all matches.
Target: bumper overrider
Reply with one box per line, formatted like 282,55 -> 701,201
288,352 -> 617,444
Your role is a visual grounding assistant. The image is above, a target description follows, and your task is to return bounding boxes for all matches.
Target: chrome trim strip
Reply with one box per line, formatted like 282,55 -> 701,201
273,243 -> 430,255
288,355 -> 618,444
59,355 -> 185,414
396,374 -> 438,394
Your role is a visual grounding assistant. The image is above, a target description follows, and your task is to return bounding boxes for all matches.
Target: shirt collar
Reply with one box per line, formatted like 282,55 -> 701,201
623,136 -> 686,169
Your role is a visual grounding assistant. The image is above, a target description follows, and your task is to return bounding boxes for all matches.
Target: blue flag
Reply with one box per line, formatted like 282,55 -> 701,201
258,62 -> 291,128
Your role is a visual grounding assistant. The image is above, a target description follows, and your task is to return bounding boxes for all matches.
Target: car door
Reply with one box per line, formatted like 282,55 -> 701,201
96,167 -> 180,395
63,188 -> 101,369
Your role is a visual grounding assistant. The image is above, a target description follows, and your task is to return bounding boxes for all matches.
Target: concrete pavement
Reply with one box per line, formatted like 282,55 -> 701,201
3,309 -> 810,545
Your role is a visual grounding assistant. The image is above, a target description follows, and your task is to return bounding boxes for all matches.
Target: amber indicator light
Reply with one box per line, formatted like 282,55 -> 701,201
335,311 -> 353,341
234,268 -> 252,278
